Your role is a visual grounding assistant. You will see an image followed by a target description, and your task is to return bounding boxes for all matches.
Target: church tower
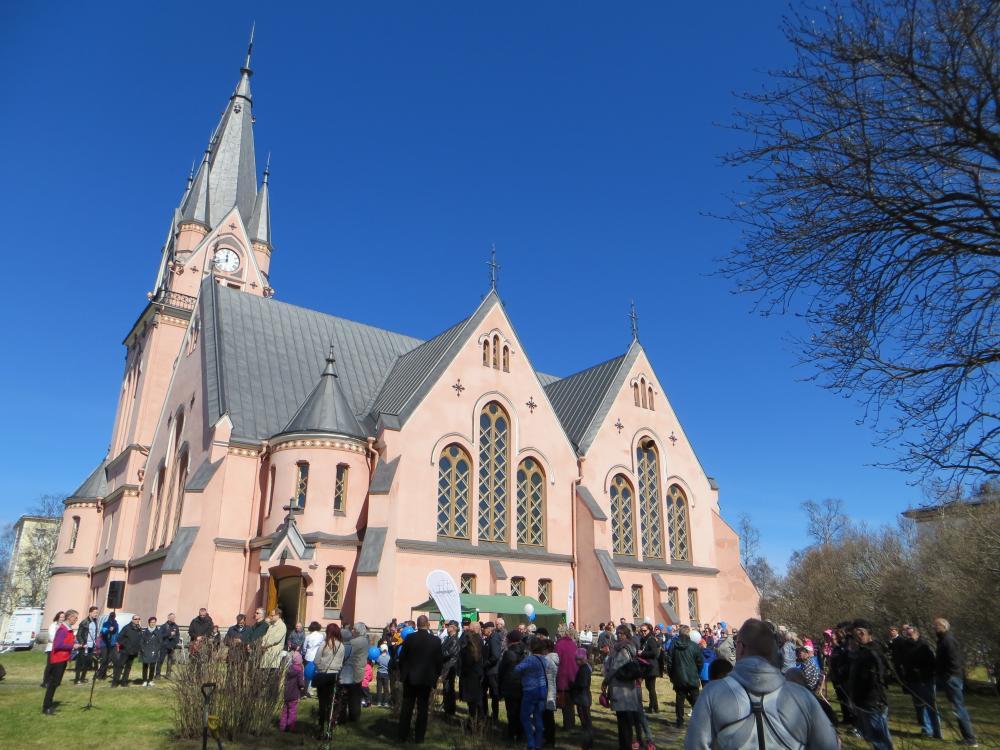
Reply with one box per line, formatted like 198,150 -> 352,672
49,36 -> 273,617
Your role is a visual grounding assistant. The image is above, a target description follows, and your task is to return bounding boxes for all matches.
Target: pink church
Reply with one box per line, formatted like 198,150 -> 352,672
46,44 -> 758,634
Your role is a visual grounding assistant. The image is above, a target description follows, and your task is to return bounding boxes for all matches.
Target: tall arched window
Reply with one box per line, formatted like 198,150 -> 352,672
502,345 -> 510,372
516,458 -> 545,547
482,340 -> 490,366
148,465 -> 166,551
67,516 -> 80,552
667,484 -> 692,562
492,335 -> 500,369
168,450 -> 189,540
437,444 -> 471,539
610,474 -> 635,556
334,464 -> 348,513
640,378 -> 648,408
648,387 -> 655,410
294,462 -> 309,509
157,412 -> 185,548
478,402 -> 510,542
637,440 -> 664,559
633,383 -> 640,406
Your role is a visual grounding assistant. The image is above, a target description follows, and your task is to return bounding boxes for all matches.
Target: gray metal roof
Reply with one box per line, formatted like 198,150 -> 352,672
201,280 -> 421,442
68,460 -> 108,501
594,549 -> 624,591
206,70 -> 257,224
357,527 -> 387,576
652,573 -> 668,591
544,341 -> 640,452
576,486 -> 608,521
489,559 -> 508,580
163,526 -> 199,572
369,457 -> 399,495
369,316 -> 470,417
279,348 -> 366,439
181,149 -> 211,225
185,458 -> 222,493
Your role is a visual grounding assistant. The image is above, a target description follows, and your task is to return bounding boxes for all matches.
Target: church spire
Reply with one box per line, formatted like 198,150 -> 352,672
181,145 -> 211,225
278,346 -> 366,439
247,154 -> 271,246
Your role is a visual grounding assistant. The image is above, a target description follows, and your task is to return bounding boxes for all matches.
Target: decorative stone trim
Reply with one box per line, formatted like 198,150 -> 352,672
129,548 -> 169,568
613,557 -> 719,576
64,499 -> 100,509
158,313 -> 190,328
91,559 -> 128,574
51,566 -> 90,576
214,537 -> 246,550
228,446 -> 261,457
270,437 -> 366,453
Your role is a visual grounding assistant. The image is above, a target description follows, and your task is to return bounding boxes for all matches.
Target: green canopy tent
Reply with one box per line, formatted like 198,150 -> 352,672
411,594 -> 565,633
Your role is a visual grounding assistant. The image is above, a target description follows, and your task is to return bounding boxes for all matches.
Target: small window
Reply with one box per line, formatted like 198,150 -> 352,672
633,383 -> 640,406
667,587 -> 679,617
631,584 -> 643,621
334,464 -> 348,513
640,378 -> 648,408
502,345 -> 510,372
324,566 -> 344,609
460,573 -> 477,594
687,588 -> 699,625
537,578 -> 552,606
295,463 -> 309,509
492,335 -> 500,369
648,387 -> 654,411
482,340 -> 490,366
510,576 -> 525,597
67,516 -> 80,552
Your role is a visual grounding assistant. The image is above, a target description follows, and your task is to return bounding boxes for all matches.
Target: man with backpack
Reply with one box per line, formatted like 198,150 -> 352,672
666,625 -> 704,729
684,618 -> 838,750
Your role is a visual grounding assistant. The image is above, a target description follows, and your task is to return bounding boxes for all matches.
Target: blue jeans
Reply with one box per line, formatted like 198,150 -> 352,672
856,705 -> 894,750
909,682 -> 941,738
940,676 -> 976,742
520,690 -> 546,749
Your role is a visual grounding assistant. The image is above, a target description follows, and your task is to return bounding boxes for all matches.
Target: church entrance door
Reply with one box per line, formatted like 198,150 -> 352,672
276,574 -> 303,632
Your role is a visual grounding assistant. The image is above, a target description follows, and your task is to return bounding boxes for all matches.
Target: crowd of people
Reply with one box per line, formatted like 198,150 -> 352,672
35,603 -> 983,750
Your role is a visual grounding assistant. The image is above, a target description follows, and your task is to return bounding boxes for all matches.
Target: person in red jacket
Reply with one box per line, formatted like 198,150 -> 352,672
43,608 -> 79,715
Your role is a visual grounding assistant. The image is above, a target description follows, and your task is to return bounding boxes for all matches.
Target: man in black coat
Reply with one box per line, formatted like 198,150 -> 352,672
497,630 -> 527,743
902,625 -> 941,739
156,613 -> 180,679
933,618 -> 977,746
397,615 -> 444,743
113,614 -> 144,687
188,608 -> 214,645
481,621 -> 503,722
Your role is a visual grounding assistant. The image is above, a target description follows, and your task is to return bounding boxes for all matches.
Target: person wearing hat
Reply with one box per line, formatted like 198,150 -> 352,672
482,621 -> 504,723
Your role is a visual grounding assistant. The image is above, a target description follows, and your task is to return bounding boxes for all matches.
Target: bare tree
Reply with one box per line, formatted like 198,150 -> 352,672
737,513 -> 761,569
721,0 -> 1000,488
0,494 -> 64,615
802,498 -> 850,546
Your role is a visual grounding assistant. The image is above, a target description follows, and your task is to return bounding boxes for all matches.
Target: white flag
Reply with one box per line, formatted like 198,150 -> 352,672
426,569 -> 462,623
566,576 -> 575,621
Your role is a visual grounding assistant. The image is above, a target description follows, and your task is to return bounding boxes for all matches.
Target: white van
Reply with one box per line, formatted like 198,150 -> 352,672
4,607 -> 44,649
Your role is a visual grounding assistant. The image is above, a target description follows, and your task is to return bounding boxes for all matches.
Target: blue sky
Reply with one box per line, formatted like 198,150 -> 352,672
0,2 -> 924,567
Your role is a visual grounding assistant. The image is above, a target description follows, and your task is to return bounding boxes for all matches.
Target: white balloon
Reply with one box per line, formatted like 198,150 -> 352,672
523,603 -> 535,617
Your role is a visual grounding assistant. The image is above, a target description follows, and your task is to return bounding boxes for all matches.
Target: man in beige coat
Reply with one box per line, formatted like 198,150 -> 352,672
261,609 -> 287,671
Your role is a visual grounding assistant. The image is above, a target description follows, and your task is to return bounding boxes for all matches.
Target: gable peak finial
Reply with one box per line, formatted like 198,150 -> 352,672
243,21 -> 255,72
323,344 -> 338,377
629,299 -> 639,341
487,243 -> 500,291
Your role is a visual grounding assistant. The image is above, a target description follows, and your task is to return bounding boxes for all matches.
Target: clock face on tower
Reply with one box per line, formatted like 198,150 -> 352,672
212,248 -> 240,274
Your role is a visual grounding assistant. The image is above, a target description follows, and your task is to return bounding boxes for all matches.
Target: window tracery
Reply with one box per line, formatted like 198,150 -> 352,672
610,474 -> 635,556
478,402 -> 509,543
637,440 -> 664,559
437,444 -> 471,539
667,484 -> 692,562
516,458 -> 545,547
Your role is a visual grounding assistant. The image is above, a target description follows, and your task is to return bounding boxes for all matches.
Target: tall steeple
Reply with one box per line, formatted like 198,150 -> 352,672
181,145 -> 211,225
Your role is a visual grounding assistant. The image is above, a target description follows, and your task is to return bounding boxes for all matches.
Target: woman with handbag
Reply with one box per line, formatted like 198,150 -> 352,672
602,625 -> 642,750
312,623 -> 344,738
302,621 -> 324,698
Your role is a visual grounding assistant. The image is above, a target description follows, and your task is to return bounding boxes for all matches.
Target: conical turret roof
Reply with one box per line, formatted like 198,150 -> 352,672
278,346 -> 366,439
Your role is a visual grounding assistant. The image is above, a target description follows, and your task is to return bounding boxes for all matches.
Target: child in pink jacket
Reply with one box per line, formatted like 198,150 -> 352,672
280,651 -> 306,731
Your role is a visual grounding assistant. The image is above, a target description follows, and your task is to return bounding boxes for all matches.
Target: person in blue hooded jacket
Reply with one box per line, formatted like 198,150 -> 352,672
97,612 -> 119,680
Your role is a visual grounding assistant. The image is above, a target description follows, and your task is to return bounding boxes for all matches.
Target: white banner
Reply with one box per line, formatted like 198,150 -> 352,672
426,569 -> 462,623
566,576 -> 575,622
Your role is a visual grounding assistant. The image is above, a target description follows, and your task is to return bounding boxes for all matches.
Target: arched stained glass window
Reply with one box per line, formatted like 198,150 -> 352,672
294,462 -> 309,509
478,402 -> 509,542
610,474 -> 635,556
516,458 -> 545,547
667,484 -> 691,562
437,444 -> 471,539
169,450 -> 189,539
637,440 -> 663,559
148,465 -> 166,551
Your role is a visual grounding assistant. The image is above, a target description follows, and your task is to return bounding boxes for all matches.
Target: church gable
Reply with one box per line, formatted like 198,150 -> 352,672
170,208 -> 267,298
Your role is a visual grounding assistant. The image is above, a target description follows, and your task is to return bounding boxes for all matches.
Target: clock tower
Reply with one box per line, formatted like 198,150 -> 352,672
106,35 -> 273,472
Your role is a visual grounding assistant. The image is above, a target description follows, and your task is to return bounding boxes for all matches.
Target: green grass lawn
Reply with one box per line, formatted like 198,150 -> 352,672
0,650 -> 997,749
